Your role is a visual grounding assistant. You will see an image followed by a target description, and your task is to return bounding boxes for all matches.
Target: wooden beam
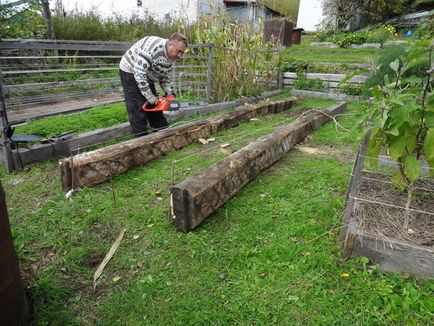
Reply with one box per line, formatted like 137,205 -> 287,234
59,97 -> 297,192
9,90 -> 283,171
170,102 -> 347,232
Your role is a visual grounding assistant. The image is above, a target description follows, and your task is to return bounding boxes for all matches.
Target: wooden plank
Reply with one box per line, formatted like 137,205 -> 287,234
351,233 -> 434,278
289,89 -> 364,102
10,90 -> 283,170
283,72 -> 367,83
339,132 -> 370,249
59,98 -> 296,192
171,102 -> 347,232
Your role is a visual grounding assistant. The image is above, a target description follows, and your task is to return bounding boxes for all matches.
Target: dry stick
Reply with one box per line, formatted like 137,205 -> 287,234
109,160 -> 116,206
93,228 -> 126,290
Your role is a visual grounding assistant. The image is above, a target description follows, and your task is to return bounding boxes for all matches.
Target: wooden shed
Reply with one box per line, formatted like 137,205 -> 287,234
264,19 -> 294,47
292,28 -> 304,44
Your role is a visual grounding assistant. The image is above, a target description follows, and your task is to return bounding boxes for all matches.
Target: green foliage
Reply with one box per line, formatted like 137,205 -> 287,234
356,40 -> 433,196
413,13 -> 434,40
323,25 -> 397,48
0,1 -> 46,38
294,70 -> 325,91
338,83 -> 364,96
364,45 -> 428,92
52,10 -> 181,41
188,14 -> 280,102
322,0 -> 410,29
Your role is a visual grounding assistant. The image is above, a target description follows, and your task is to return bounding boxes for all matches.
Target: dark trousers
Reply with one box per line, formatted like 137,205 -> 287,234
119,69 -> 168,137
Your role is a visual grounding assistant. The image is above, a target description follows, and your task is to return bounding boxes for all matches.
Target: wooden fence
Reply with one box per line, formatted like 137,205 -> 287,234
0,39 -> 282,172
0,39 -> 214,124
282,72 -> 368,93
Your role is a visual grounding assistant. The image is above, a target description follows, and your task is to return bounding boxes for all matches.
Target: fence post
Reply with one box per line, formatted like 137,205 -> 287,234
0,69 -> 14,173
277,46 -> 283,89
206,44 -> 214,103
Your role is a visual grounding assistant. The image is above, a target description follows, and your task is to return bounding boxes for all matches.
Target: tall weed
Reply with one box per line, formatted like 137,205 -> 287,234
188,14 -> 281,102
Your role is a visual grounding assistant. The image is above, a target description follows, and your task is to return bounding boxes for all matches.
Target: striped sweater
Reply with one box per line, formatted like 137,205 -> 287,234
119,36 -> 173,100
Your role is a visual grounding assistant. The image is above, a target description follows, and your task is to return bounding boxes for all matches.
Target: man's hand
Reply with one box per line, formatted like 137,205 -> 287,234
148,95 -> 159,105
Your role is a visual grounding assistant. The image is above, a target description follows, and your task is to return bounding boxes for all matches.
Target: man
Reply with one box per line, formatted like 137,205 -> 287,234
119,32 -> 188,136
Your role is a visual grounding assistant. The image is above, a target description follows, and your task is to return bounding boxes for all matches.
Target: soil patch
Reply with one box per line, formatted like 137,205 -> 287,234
354,172 -> 434,247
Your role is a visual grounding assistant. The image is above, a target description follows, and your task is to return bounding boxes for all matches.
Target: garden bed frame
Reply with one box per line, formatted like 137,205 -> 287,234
340,134 -> 434,278
0,90 -> 282,173
59,96 -> 296,192
171,102 -> 347,232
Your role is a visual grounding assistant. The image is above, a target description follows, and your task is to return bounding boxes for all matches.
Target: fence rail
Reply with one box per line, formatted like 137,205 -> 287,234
0,39 -> 282,172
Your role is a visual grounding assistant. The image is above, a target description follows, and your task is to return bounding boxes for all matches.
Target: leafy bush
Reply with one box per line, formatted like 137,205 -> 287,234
364,45 -> 427,91
338,83 -> 364,96
413,14 -> 434,40
52,10 -> 181,41
294,70 -> 325,91
0,2 -> 46,38
350,40 -> 433,229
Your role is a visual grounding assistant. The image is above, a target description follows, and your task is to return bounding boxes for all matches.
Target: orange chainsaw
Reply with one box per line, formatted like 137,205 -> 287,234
142,95 -> 180,112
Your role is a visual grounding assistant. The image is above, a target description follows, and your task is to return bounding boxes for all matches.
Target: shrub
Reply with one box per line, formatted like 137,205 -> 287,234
364,45 -> 427,92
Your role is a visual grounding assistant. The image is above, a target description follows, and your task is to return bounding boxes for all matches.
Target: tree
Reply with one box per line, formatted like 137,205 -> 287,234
321,0 -> 413,30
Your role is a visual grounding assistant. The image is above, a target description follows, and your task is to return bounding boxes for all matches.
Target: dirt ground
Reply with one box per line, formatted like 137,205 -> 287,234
355,172 -> 434,247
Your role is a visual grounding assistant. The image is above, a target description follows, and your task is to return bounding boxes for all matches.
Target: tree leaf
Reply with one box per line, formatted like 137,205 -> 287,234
404,133 -> 417,154
389,58 -> 400,74
424,128 -> 434,176
404,156 -> 420,182
366,134 -> 383,170
337,68 -> 370,86
391,172 -> 407,191
425,112 -> 434,128
389,138 -> 406,160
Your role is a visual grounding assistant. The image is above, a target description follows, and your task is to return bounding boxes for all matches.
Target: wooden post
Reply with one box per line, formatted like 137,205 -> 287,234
171,102 -> 347,232
0,180 -> 29,325
339,130 -> 371,255
0,69 -> 14,173
206,45 -> 214,103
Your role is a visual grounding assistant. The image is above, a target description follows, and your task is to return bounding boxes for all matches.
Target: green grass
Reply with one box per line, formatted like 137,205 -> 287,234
284,35 -> 382,64
3,96 -> 433,325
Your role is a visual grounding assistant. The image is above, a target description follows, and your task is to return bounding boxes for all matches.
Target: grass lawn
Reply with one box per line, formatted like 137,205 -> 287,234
2,96 -> 433,325
284,35 -> 382,64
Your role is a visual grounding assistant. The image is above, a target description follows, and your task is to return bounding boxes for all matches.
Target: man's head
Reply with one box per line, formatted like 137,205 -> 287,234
167,32 -> 188,60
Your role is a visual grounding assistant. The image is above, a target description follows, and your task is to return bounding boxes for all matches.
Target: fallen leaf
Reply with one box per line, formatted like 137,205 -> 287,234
112,276 -> 121,282
341,273 -> 349,278
407,228 -> 415,235
137,261 -> 144,269
207,138 -> 216,142
133,234 -> 140,240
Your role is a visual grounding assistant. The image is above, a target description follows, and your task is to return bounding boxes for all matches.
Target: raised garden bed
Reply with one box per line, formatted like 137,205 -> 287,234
341,138 -> 434,278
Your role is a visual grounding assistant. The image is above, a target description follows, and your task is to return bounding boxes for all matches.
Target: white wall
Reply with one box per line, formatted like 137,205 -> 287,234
296,0 -> 324,31
141,0 -> 197,21
50,0 -> 142,18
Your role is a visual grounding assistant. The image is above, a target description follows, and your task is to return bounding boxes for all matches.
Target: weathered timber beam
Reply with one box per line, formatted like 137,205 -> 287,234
59,98 -> 297,192
171,102 -> 347,232
11,90 -> 283,171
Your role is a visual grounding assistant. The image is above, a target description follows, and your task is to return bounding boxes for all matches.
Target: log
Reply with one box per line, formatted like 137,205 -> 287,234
6,90 -> 283,171
171,102 -> 347,232
59,98 -> 297,192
